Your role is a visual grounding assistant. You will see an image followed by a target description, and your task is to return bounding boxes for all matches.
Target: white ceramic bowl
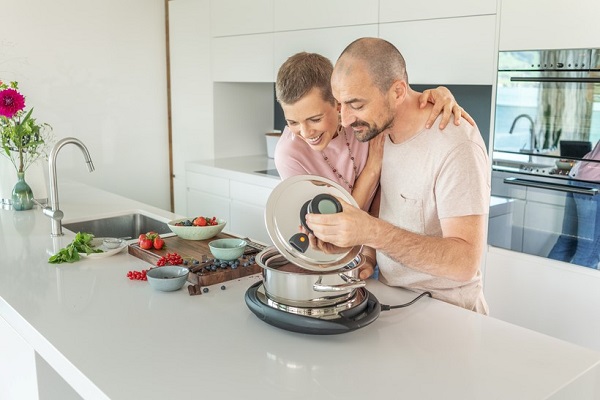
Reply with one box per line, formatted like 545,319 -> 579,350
146,266 -> 189,292
167,218 -> 226,241
209,238 -> 247,261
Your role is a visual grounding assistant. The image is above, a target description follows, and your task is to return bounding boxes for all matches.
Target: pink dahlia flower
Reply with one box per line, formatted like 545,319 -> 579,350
0,88 -> 26,118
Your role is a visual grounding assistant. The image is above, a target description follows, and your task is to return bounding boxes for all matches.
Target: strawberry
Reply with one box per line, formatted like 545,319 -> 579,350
153,236 -> 165,250
146,231 -> 159,240
193,217 -> 207,226
139,237 -> 153,250
138,234 -> 146,244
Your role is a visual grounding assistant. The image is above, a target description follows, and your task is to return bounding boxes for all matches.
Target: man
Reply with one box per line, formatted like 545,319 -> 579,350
305,38 -> 490,314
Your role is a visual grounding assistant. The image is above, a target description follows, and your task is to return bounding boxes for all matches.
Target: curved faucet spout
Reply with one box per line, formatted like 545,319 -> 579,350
46,137 -> 95,236
509,114 -> 537,151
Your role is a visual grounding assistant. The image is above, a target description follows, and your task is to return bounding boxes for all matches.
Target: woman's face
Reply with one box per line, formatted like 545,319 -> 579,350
280,87 -> 340,152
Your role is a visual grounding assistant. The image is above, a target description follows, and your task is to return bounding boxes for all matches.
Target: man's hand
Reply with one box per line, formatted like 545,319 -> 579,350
419,86 -> 475,129
305,197 -> 374,248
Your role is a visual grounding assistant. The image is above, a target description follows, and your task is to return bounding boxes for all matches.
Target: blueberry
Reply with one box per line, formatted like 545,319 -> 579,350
220,285 -> 226,290
220,262 -> 228,268
183,260 -> 188,265
193,259 -> 199,265
231,265 -> 238,269
243,262 -> 249,267
210,266 -> 217,271
203,287 -> 209,293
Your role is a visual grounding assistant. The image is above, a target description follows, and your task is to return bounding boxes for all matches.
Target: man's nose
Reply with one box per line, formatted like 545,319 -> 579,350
339,105 -> 354,127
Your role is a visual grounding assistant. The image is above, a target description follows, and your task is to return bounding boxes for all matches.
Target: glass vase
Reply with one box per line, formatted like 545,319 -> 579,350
11,171 -> 34,211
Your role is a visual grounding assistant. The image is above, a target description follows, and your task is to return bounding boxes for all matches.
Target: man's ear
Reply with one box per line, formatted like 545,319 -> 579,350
390,80 -> 407,105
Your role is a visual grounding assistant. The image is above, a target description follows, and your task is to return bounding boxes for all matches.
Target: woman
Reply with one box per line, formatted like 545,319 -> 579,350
274,52 -> 473,278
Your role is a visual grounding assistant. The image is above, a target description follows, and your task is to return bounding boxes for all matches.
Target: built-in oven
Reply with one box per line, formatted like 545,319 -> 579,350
489,48 -> 600,269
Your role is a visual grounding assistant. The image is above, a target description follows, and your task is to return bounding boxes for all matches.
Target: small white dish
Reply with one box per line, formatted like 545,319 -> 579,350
81,238 -> 127,259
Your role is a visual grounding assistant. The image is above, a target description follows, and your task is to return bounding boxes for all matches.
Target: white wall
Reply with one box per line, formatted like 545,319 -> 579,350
1,0 -> 170,210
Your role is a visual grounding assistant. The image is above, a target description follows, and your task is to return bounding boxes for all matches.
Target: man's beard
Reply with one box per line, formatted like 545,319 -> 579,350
351,115 -> 394,142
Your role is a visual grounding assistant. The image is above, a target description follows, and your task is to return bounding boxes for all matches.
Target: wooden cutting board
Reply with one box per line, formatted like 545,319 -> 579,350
128,233 -> 263,286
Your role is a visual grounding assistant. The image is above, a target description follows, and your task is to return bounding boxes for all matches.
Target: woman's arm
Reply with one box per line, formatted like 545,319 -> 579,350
420,86 -> 476,129
351,133 -> 385,210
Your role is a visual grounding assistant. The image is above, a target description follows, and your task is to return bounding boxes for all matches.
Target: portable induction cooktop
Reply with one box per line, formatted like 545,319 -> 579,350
245,281 -> 381,335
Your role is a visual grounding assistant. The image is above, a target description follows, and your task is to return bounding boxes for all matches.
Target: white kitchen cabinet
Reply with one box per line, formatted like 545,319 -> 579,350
273,0 -> 377,31
378,15 -> 497,85
210,0 -> 273,37
169,0 -> 214,216
186,172 -> 231,222
185,162 -> 278,243
273,25 -> 378,80
522,202 -> 564,257
499,0 -> 600,51
379,0 -> 497,23
0,316 -> 38,399
212,34 -> 274,82
229,180 -> 274,244
485,246 -> 600,351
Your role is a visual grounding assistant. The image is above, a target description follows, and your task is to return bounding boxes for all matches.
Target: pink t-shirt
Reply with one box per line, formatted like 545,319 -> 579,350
274,126 -> 369,194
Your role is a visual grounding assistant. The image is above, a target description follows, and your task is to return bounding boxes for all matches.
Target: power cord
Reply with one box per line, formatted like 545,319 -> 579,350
380,291 -> 432,311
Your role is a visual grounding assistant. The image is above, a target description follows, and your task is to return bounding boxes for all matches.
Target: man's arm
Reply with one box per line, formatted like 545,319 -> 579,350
305,202 -> 486,282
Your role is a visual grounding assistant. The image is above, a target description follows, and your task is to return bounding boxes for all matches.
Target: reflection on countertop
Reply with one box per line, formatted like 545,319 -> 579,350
254,168 -> 280,178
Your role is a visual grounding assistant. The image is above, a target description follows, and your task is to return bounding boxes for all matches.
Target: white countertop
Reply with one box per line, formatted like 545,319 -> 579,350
1,181 -> 600,399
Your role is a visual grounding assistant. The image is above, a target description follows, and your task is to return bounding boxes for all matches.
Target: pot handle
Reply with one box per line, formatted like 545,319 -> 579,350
313,274 -> 366,292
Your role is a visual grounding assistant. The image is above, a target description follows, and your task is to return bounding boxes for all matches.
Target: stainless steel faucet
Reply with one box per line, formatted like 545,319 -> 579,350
42,137 -> 95,236
509,114 -> 536,151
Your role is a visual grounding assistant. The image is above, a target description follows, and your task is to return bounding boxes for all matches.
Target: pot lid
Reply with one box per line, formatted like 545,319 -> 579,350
264,175 -> 362,272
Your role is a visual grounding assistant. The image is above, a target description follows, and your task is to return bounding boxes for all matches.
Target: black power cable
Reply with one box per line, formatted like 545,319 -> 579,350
380,291 -> 432,311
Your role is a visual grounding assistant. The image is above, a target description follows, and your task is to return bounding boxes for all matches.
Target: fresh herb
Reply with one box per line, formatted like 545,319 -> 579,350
48,232 -> 104,264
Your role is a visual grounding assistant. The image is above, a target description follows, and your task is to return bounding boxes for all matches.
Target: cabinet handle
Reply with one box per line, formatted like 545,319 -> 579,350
504,177 -> 599,195
510,76 -> 600,83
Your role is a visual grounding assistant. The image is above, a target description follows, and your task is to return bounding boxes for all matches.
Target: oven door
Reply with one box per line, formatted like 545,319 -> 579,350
494,49 -> 600,156
489,169 -> 600,269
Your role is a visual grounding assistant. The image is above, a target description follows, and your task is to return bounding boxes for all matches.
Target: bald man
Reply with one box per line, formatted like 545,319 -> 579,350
306,38 -> 490,314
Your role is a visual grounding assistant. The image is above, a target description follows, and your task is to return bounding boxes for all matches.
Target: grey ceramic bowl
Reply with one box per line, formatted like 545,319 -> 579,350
146,266 -> 189,292
209,238 -> 247,261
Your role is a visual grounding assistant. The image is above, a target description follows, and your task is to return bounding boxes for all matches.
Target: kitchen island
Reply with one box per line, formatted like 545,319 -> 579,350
1,181 -> 599,399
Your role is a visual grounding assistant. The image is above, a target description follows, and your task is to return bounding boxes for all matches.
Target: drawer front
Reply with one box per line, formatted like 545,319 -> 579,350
230,180 -> 273,207
186,188 -> 231,223
187,172 -> 229,197
230,201 -> 272,245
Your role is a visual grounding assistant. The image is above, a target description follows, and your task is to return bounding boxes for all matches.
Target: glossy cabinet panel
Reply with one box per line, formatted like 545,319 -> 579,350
380,0 -> 496,23
379,15 -> 497,84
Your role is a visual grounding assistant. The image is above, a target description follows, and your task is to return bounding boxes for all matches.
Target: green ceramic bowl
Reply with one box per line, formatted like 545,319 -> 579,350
209,238 -> 247,261
146,266 -> 189,292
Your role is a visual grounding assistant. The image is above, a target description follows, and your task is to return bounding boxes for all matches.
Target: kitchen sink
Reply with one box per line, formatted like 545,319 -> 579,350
63,213 -> 172,239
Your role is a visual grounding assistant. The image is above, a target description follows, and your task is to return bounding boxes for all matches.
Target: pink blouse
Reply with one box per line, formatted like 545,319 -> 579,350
274,126 -> 369,192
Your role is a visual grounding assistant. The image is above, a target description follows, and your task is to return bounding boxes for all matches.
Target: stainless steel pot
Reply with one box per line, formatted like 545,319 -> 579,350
257,247 -> 366,307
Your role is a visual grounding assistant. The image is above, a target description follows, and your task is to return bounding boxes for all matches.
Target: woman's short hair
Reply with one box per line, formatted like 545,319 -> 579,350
275,52 -> 336,106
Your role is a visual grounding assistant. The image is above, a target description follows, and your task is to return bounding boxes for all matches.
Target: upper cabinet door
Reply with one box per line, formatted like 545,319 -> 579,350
212,34 -> 274,82
210,0 -> 273,37
273,0 -> 377,31
499,0 -> 600,50
273,25 -> 379,81
379,0 -> 497,23
379,15 -> 497,85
